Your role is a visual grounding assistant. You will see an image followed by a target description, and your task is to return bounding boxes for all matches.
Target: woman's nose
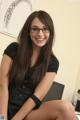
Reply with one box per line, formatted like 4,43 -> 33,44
38,29 -> 44,35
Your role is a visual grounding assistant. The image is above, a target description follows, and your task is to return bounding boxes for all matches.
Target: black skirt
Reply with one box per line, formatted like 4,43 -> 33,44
8,86 -> 33,120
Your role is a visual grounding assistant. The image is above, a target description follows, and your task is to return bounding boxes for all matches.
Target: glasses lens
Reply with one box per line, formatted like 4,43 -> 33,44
31,28 -> 39,33
42,27 -> 49,33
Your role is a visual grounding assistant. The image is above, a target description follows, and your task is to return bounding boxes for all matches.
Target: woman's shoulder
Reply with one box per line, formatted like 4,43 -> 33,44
3,42 -> 19,60
6,42 -> 19,48
50,54 -> 59,64
47,54 -> 59,73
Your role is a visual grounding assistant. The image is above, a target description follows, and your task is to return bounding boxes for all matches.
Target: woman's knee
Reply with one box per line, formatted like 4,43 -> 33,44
60,101 -> 75,113
57,100 -> 73,111
43,100 -> 74,112
43,100 -> 76,119
57,100 -> 76,119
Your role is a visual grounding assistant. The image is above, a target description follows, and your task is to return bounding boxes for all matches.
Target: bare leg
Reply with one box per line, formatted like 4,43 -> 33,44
24,100 -> 76,120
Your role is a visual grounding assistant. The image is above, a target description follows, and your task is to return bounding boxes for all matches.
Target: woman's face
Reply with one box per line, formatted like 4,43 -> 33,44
30,17 -> 50,49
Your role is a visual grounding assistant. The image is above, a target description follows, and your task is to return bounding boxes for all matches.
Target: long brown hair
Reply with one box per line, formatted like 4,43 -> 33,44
9,10 -> 55,88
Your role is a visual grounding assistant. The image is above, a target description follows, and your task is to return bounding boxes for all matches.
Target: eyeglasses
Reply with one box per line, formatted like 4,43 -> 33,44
30,27 -> 49,34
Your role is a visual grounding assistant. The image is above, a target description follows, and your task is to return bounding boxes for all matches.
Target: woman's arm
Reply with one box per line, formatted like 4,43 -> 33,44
0,55 -> 12,120
12,72 -> 56,120
34,72 -> 56,100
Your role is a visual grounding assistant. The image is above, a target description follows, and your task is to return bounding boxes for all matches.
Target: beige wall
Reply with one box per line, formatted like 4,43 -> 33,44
0,0 -> 80,102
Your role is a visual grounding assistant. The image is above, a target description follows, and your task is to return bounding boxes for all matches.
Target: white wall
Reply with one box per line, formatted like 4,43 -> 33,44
0,0 -> 80,102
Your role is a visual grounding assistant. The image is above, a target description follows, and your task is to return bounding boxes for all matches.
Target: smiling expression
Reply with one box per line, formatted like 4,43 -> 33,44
30,17 -> 50,49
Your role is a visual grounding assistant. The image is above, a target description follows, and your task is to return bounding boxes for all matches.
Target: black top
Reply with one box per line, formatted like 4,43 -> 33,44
3,42 -> 59,91
4,42 -> 59,73
3,42 -> 59,119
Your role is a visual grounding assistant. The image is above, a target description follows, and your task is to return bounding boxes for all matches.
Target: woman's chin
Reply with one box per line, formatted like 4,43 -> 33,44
35,43 -> 46,48
35,41 -> 47,47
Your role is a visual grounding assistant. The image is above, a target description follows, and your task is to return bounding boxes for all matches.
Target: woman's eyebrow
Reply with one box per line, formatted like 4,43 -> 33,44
31,25 -> 46,28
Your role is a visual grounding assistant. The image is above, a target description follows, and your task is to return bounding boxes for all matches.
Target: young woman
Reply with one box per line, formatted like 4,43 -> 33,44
0,10 -> 76,120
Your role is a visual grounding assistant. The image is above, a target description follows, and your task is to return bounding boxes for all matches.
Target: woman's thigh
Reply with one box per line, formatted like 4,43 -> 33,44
24,100 -> 75,120
24,100 -> 57,120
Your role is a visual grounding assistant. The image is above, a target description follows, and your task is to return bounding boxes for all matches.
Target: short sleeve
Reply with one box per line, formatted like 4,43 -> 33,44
47,55 -> 59,73
3,42 -> 18,60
